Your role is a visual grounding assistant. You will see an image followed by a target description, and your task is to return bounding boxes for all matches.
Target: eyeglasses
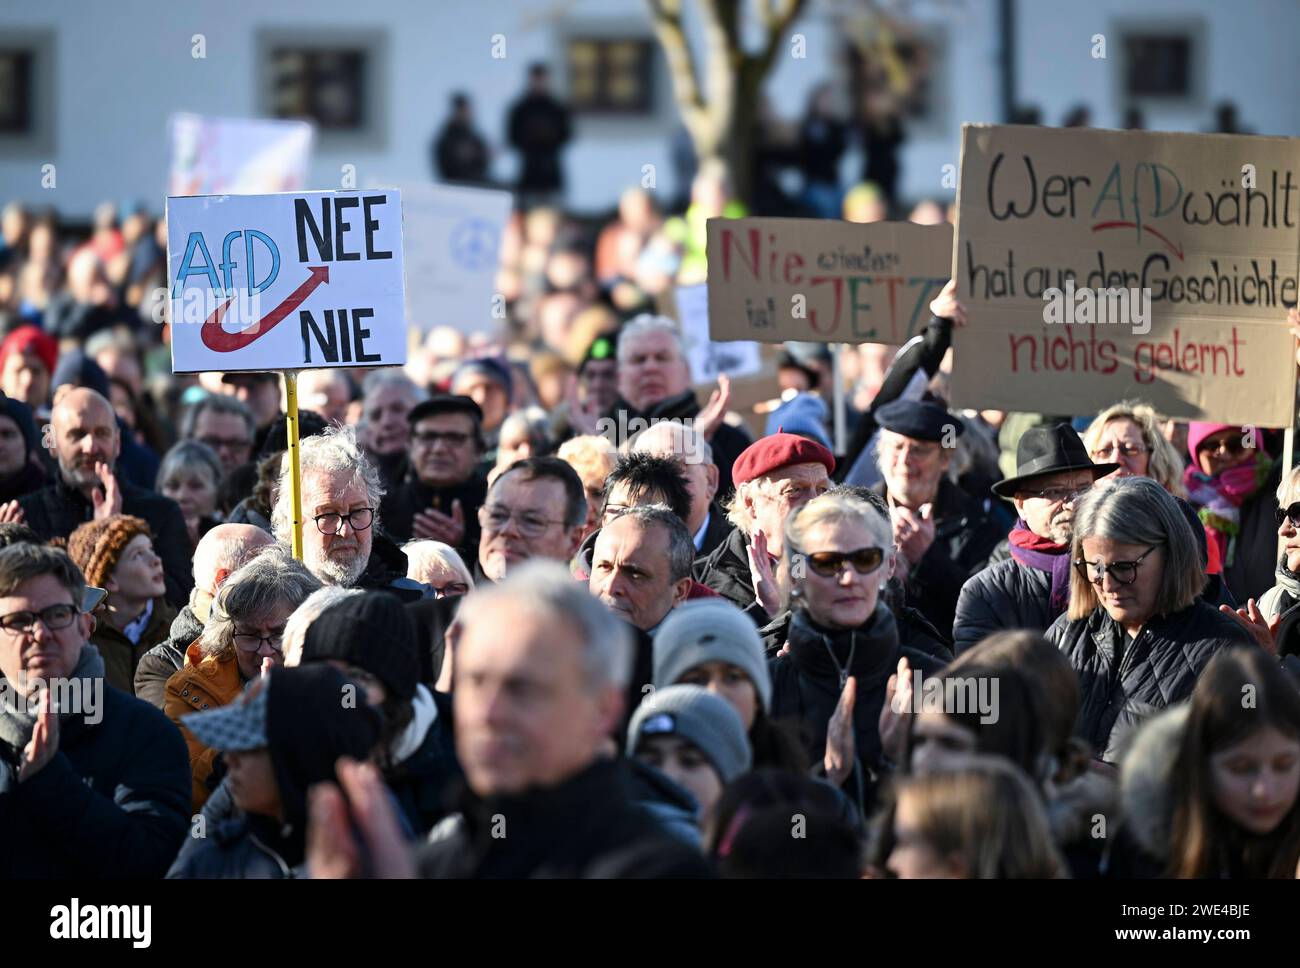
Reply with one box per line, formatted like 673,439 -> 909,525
233,627 -> 285,653
0,603 -> 79,635
1276,502 -> 1300,529
1019,484 -> 1092,504
413,431 -> 473,448
803,547 -> 885,578
314,508 -> 375,535
432,582 -> 470,599
1091,441 -> 1147,460
1073,546 -> 1159,586
479,504 -> 566,538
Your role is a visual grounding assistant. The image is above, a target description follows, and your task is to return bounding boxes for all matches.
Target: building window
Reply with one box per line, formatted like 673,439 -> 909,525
1123,33 -> 1192,98
0,31 -> 53,155
566,38 -> 654,115
256,29 -> 387,148
0,49 -> 33,134
268,47 -> 367,130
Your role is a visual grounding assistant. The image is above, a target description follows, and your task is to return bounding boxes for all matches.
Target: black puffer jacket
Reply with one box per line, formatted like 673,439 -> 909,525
608,389 -> 751,499
1046,601 -> 1253,763
167,813 -> 307,879
768,605 -> 949,815
134,604 -> 205,709
953,557 -> 1056,654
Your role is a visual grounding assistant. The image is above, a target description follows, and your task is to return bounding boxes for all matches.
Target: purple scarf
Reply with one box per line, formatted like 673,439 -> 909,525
1006,520 -> 1073,614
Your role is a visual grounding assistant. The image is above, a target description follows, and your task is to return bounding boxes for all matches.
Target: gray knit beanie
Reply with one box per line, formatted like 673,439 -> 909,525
626,684 -> 752,784
653,599 -> 772,712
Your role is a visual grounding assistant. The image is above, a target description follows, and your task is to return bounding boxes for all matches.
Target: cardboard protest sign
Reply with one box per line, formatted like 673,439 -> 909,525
706,217 -> 952,345
397,182 -> 512,334
675,283 -> 762,384
952,124 -> 1300,427
167,190 -> 406,374
169,114 -> 313,196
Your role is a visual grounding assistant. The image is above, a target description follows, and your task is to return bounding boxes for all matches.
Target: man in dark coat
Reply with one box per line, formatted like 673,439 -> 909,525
0,543 -> 190,877
18,387 -> 193,608
612,315 -> 751,499
379,395 -> 488,563
871,398 -> 1003,638
695,432 -> 834,625
628,419 -> 732,557
133,523 -> 275,707
507,63 -> 572,204
304,561 -> 711,878
271,425 -> 430,603
953,424 -> 1117,653
433,92 -> 491,185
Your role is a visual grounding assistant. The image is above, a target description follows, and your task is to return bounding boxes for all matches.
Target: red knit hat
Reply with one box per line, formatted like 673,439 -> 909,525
0,325 -> 58,378
732,432 -> 835,485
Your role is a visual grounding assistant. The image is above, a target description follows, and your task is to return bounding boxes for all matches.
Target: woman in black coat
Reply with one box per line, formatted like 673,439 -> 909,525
762,490 -> 948,816
1046,477 -> 1253,765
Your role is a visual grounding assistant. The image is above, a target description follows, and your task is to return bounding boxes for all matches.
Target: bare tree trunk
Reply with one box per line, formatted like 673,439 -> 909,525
647,0 -> 806,207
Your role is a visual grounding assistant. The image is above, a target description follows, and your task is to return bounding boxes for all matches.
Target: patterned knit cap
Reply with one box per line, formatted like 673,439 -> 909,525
67,514 -> 153,589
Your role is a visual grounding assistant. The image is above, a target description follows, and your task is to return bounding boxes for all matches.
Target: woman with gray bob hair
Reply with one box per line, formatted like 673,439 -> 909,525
199,545 -> 324,674
164,544 -> 324,810
1047,476 -> 1253,764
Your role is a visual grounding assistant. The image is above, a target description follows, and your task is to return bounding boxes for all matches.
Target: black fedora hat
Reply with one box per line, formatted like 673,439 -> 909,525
991,423 -> 1119,498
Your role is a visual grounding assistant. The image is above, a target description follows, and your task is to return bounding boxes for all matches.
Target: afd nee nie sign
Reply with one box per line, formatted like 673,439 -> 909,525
167,190 -> 407,374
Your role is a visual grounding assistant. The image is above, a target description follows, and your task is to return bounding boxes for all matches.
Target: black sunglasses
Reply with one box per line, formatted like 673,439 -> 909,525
804,547 -> 885,578
1276,502 -> 1300,529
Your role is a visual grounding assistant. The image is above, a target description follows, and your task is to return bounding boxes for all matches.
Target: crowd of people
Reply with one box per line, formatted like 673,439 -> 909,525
2,154 -> 1300,880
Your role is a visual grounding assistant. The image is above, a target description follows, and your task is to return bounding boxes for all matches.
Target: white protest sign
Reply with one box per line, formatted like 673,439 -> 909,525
169,114 -> 314,196
167,190 -> 407,374
676,283 -> 762,384
389,182 -> 512,334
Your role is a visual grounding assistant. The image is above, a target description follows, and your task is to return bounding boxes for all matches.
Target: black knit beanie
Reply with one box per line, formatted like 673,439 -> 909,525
300,592 -> 420,702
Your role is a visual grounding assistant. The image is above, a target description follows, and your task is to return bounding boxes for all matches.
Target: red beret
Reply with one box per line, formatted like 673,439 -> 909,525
0,325 -> 57,378
732,432 -> 835,485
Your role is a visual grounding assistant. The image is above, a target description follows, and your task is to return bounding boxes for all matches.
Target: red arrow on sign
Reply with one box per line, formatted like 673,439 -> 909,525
201,265 -> 331,353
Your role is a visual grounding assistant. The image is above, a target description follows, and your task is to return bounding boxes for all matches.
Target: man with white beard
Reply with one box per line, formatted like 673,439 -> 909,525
271,426 -> 430,602
952,424 -> 1118,653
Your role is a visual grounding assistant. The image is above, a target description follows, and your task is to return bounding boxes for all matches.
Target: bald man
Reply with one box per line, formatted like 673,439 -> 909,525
18,388 -> 193,606
133,523 -> 274,708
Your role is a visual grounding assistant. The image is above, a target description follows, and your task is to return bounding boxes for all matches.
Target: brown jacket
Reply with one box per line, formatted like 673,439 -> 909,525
92,597 -> 177,695
164,640 -> 245,812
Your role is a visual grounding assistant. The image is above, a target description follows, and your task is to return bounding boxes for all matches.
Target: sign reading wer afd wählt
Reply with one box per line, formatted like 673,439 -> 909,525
952,124 -> 1300,426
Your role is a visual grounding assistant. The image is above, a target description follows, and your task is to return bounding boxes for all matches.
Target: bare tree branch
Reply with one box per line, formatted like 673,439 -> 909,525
646,0 -> 707,132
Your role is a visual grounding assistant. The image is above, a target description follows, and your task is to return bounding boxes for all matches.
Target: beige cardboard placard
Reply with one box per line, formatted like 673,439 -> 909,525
706,217 -> 952,345
952,123 -> 1300,426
